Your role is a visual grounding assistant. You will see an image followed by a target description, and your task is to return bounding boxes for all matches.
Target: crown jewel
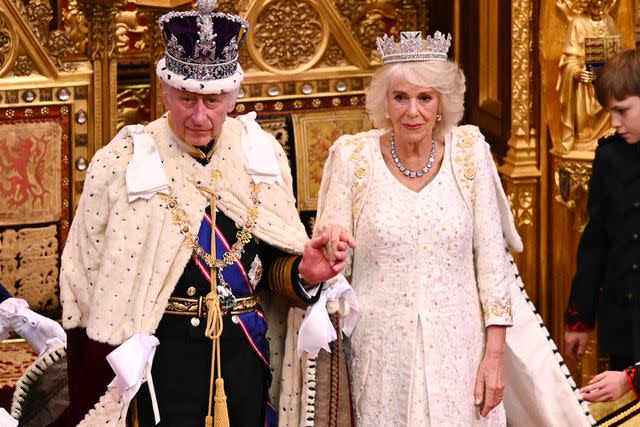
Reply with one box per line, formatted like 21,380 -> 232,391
158,0 -> 248,82
376,31 -> 451,63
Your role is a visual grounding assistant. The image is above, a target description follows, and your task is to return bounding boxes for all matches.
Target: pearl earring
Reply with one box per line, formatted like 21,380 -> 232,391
436,114 -> 442,122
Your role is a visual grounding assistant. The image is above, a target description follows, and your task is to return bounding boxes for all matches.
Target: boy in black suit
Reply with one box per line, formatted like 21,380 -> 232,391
565,48 -> 640,402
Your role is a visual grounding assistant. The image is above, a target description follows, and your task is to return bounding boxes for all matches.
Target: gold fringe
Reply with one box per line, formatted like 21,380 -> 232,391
214,377 -> 230,427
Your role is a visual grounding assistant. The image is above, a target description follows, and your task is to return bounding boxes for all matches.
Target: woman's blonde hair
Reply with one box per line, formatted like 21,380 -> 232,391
365,61 -> 466,140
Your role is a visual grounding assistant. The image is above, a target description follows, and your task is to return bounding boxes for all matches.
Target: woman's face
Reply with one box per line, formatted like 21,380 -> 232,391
386,76 -> 440,145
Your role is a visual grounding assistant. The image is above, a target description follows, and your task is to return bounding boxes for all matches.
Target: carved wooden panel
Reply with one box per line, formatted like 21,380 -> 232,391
0,105 -> 72,314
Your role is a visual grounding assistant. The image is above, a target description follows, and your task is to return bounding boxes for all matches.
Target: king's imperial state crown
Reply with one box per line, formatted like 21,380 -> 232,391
376,31 -> 452,63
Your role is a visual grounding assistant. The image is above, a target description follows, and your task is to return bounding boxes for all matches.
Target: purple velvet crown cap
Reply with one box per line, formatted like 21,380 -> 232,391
157,1 -> 249,87
161,15 -> 245,64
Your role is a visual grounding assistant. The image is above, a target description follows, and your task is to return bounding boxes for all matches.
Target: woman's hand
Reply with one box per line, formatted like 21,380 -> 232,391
580,371 -> 631,402
298,225 -> 356,284
474,326 -> 506,417
315,224 -> 356,266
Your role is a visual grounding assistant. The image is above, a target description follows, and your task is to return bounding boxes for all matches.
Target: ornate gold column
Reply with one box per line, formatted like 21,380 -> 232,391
77,0 -> 124,149
499,0 -> 543,310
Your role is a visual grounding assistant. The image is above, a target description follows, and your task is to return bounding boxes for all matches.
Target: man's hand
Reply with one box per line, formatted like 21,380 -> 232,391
298,225 -> 356,284
581,371 -> 631,402
564,330 -> 590,362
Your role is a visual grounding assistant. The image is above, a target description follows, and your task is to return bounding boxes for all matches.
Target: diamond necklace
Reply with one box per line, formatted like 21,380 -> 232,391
390,134 -> 436,178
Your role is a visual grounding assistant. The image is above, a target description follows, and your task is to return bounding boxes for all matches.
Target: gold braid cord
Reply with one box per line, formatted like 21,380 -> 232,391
159,182 -> 262,271
161,182 -> 263,427
204,195 -> 230,427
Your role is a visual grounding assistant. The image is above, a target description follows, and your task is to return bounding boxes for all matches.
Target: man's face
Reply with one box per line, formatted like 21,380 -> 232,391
608,96 -> 640,144
162,84 -> 237,146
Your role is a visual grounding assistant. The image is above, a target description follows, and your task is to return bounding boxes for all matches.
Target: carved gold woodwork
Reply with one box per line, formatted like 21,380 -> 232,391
0,225 -> 59,313
76,0 -> 125,149
0,1 -> 90,208
62,0 -> 89,57
555,1 -> 621,153
332,0 -> 399,59
243,0 -> 371,83
0,0 -> 70,78
236,0 -> 423,96
499,0 -> 540,313
115,7 -> 148,55
553,155 -> 594,231
503,1 -> 536,176
8,0 -> 73,72
117,84 -> 151,130
0,11 -> 18,75
252,1 -> 328,73
73,0 -> 122,60
503,176 -> 540,305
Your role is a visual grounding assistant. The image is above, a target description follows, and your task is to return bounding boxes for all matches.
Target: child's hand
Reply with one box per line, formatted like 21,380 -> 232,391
580,371 -> 631,402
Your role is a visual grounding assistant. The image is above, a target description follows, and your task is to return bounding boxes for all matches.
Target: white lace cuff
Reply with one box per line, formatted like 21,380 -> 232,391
297,275 -> 360,357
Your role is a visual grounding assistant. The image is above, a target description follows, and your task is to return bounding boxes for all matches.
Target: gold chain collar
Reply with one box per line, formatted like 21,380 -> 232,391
159,181 -> 262,270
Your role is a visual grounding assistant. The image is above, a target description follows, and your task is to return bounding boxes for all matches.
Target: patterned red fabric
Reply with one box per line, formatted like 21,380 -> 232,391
625,364 -> 640,399
565,306 -> 595,331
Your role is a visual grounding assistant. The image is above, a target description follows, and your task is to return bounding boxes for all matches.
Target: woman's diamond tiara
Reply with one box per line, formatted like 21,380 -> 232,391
376,31 -> 452,63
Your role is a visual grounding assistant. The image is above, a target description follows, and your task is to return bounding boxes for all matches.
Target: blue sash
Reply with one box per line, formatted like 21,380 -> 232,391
194,211 -> 252,296
195,210 -> 275,426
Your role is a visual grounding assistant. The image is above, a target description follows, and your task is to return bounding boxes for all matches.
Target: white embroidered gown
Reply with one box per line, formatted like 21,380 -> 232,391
320,132 -> 512,426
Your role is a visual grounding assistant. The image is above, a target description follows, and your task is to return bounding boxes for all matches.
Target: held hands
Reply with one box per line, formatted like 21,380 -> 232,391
298,224 -> 356,285
564,330 -> 590,362
581,371 -> 631,402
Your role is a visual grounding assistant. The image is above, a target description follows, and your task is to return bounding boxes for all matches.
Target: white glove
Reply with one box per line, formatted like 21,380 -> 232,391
0,298 -> 66,355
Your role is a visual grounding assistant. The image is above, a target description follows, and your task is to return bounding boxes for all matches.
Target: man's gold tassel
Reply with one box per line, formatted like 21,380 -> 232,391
204,194 -> 231,427
213,376 -> 230,426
